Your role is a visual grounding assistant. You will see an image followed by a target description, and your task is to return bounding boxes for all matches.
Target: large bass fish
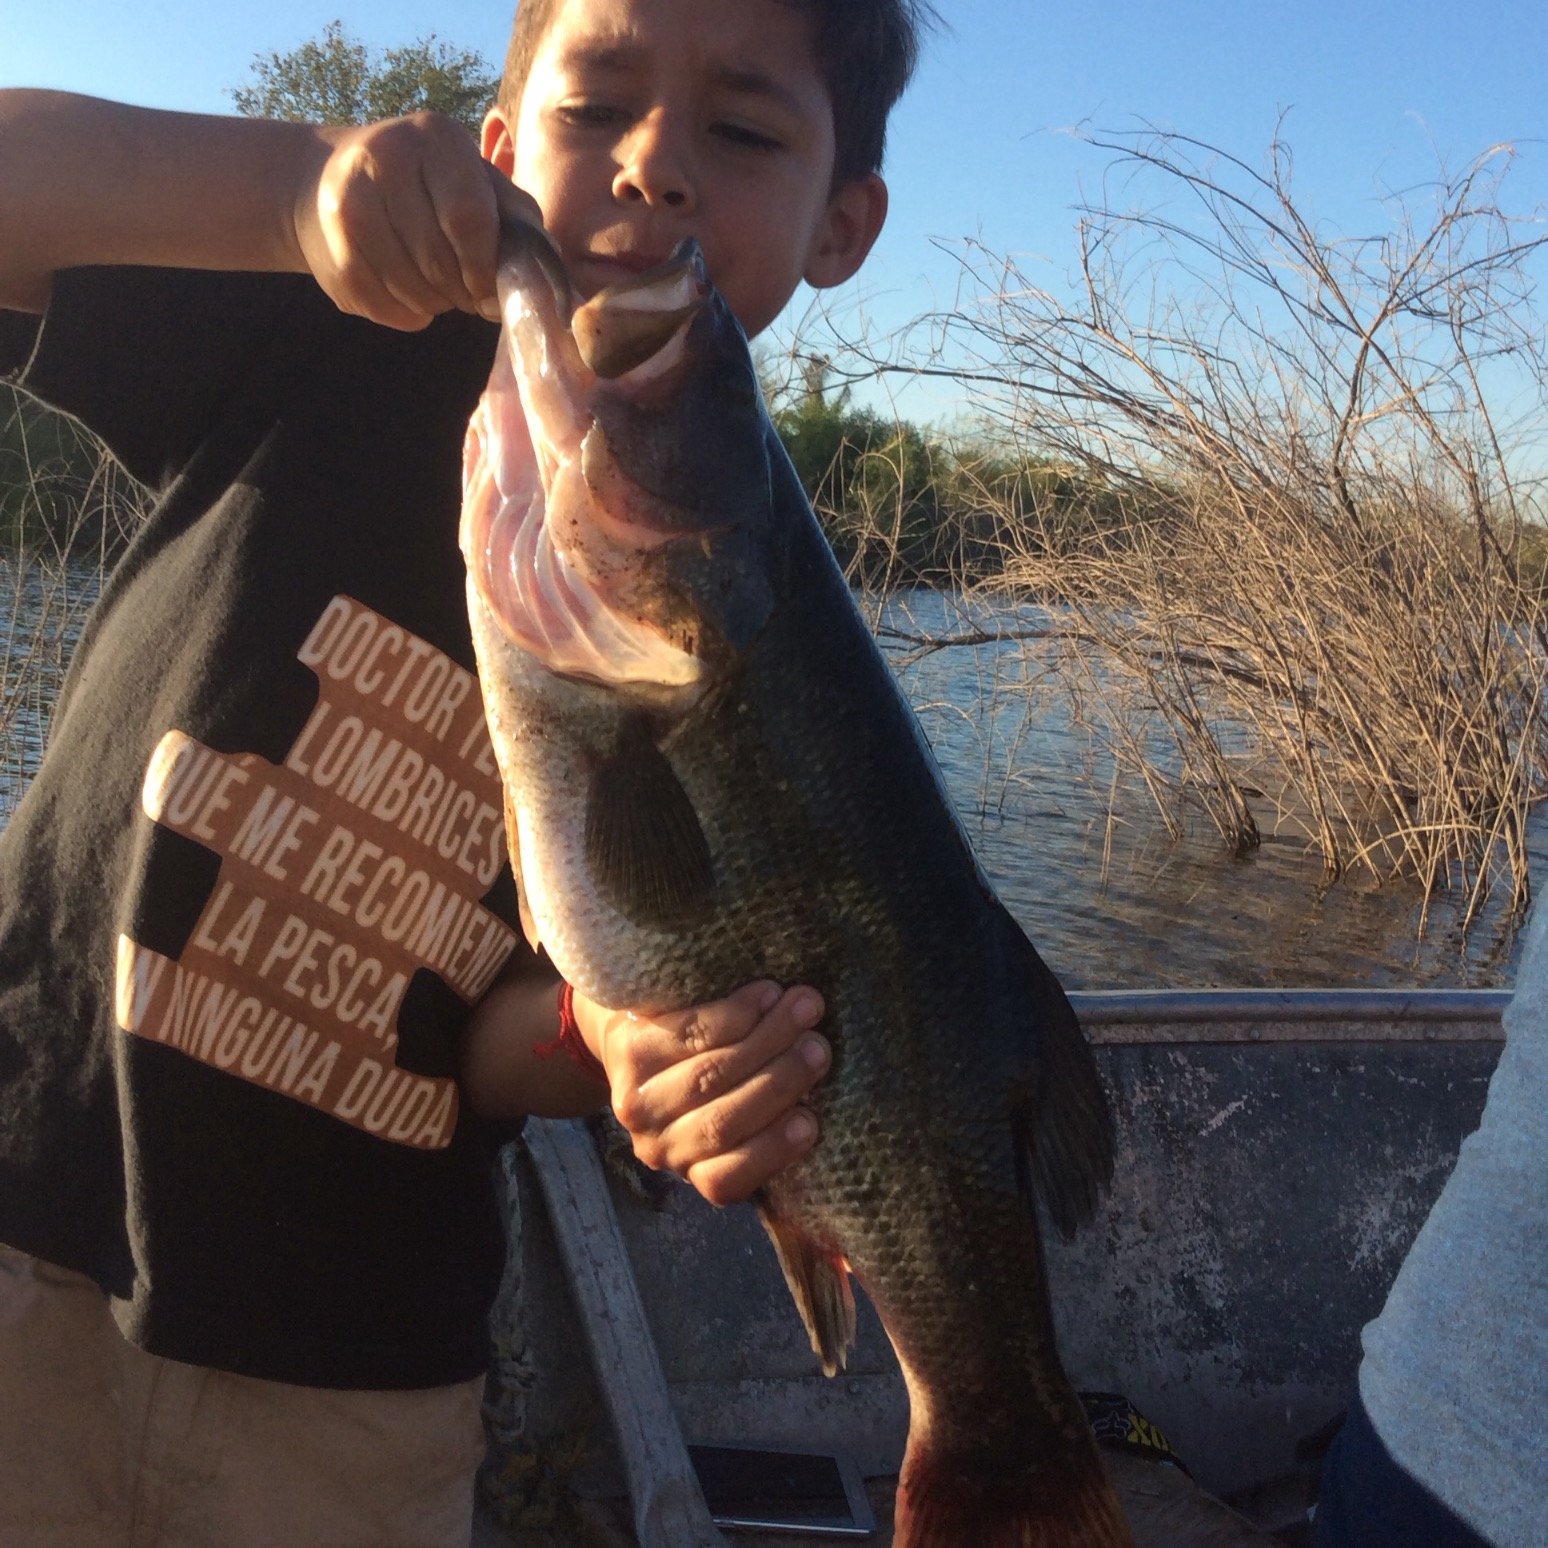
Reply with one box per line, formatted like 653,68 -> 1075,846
460,225 -> 1133,1548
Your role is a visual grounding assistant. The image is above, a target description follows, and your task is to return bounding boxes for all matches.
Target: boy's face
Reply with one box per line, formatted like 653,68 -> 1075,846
482,0 -> 887,339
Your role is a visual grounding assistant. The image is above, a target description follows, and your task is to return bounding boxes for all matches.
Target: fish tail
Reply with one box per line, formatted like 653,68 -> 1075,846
893,1430 -> 1133,1548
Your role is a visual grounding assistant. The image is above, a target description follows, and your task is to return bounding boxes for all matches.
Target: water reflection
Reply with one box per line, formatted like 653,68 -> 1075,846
0,570 -> 1534,989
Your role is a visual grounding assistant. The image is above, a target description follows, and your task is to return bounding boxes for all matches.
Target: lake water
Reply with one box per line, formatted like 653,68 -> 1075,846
875,588 -> 1540,990
0,562 -> 1536,990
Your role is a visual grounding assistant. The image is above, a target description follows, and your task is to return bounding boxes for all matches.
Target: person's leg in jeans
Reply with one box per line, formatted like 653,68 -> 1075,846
1317,1393 -> 1491,1548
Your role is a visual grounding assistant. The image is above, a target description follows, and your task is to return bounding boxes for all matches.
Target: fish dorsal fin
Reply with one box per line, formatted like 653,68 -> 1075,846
503,787 -> 543,954
1010,931 -> 1115,1240
758,1204 -> 856,1378
584,721 -> 715,930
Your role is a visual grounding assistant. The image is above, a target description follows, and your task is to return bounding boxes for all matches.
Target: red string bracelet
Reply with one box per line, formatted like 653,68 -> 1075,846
533,980 -> 608,1084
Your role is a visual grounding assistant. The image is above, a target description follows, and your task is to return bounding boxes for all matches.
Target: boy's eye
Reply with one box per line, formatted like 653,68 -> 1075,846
554,102 -> 627,129
712,121 -> 783,153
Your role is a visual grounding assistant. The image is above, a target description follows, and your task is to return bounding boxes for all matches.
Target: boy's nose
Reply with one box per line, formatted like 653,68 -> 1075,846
612,113 -> 695,212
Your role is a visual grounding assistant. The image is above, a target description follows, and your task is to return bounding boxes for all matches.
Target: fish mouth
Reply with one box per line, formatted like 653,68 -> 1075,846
573,248 -> 676,297
460,233 -> 715,691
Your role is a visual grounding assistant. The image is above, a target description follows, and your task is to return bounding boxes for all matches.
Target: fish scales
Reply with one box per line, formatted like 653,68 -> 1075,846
462,224 -> 1134,1548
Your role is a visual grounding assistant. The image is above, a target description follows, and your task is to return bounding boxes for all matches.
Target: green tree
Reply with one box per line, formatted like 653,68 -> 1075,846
230,20 -> 499,134
769,357 -> 945,583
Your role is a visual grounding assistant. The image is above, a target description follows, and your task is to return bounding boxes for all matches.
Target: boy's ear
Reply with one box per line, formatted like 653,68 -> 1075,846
804,174 -> 889,291
481,107 -> 517,177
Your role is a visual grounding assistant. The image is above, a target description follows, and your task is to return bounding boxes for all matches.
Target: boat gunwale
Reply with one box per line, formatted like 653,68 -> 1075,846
1070,987 -> 1508,1043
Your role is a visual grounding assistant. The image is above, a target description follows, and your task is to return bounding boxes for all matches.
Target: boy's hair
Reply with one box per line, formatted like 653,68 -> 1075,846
498,0 -> 933,186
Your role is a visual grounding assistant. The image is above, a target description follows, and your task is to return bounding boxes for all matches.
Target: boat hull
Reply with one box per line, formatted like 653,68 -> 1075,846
484,989 -> 1506,1538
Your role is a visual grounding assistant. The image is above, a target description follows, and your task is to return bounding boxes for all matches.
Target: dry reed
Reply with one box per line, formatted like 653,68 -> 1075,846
0,389 -> 146,816
859,130 -> 1548,927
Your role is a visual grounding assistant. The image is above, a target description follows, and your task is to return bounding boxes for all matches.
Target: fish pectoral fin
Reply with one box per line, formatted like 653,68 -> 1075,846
758,1205 -> 855,1379
584,729 -> 714,929
1013,938 -> 1117,1241
503,788 -> 543,954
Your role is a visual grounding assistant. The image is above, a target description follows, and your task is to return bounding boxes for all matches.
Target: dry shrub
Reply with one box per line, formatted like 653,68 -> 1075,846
0,388 -> 147,814
892,129 -> 1548,925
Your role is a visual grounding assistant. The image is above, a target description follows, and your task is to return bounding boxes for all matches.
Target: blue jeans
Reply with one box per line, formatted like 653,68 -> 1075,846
1316,1393 -> 1492,1548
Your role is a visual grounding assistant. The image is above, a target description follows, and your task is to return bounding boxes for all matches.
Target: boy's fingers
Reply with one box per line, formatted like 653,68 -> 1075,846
310,182 -> 446,329
417,142 -> 507,315
681,1106 -> 820,1208
372,165 -> 481,317
367,232 -> 456,325
620,983 -> 821,1090
628,1028 -> 829,1174
614,980 -> 784,1078
329,240 -> 436,331
307,114 -> 506,328
388,181 -> 480,314
600,982 -> 829,1182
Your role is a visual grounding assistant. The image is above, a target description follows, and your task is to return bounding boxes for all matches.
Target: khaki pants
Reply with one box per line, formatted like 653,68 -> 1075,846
0,1245 -> 488,1548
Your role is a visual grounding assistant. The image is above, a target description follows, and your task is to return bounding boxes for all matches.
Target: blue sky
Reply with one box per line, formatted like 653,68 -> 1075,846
9,1 -> 1546,420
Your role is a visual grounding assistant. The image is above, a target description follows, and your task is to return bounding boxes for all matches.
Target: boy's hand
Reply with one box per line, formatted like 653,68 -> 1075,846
294,111 -> 541,332
573,983 -> 830,1208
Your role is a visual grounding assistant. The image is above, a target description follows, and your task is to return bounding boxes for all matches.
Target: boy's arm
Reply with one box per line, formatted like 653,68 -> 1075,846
461,968 -> 830,1207
0,89 -> 532,327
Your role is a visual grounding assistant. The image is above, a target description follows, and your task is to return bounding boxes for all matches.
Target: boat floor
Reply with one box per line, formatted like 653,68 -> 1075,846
471,1449 -> 1312,1547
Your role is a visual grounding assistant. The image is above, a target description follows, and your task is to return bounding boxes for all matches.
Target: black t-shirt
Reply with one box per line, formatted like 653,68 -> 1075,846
0,267 -> 541,1389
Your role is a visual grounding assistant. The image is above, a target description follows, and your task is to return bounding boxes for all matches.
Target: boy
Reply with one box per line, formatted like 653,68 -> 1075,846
0,0 -> 918,1542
